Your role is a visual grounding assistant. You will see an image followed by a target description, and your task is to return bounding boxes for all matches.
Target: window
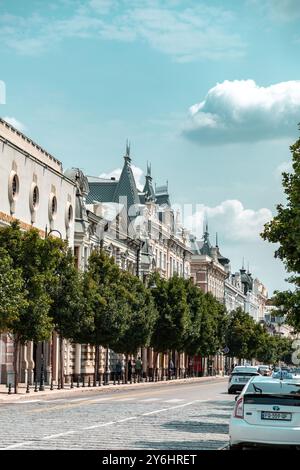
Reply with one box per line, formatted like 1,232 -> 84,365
51,196 -> 57,216
12,174 -> 19,198
68,204 -> 73,223
32,185 -> 39,208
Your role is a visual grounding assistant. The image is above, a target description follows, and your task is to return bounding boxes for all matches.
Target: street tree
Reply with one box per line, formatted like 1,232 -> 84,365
225,308 -> 257,362
112,270 -> 158,381
261,129 -> 300,330
76,250 -> 130,384
150,273 -> 191,374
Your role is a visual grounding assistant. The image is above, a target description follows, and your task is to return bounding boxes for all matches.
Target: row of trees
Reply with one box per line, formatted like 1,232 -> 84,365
0,222 -> 293,393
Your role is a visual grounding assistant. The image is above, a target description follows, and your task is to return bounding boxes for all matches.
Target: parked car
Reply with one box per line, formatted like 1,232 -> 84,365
229,376 -> 300,449
258,365 -> 272,376
228,366 -> 260,394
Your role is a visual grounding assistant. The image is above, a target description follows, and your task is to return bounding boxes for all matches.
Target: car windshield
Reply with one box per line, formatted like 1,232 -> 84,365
233,368 -> 258,374
231,372 -> 259,377
246,380 -> 300,396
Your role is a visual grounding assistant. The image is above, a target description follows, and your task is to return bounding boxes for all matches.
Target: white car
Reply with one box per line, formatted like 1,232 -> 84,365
229,376 -> 300,449
228,366 -> 260,394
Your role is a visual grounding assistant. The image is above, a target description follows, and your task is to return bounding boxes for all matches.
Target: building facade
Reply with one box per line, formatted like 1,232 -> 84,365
0,118 -> 76,385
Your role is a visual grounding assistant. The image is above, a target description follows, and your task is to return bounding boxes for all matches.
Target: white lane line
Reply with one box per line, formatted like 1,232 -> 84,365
117,398 -> 135,402
139,398 -> 160,402
1,399 -> 202,449
163,399 -> 185,403
13,400 -> 40,404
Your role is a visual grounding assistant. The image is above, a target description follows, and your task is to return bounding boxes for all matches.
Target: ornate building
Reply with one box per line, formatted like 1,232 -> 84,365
189,226 -> 230,303
85,145 -> 192,376
0,118 -> 76,385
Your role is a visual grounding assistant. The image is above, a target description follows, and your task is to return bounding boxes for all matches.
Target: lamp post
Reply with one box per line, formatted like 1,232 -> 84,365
39,341 -> 45,391
104,347 -> 110,385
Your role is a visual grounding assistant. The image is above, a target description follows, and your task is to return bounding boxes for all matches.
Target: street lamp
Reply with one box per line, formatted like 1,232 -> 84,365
104,347 -> 110,385
39,341 -> 45,391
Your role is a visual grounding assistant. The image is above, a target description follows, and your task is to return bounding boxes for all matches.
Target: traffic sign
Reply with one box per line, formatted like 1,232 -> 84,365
223,346 -> 230,354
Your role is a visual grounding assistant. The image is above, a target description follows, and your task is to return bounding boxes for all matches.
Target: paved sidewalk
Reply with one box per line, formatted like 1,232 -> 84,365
0,375 -> 227,403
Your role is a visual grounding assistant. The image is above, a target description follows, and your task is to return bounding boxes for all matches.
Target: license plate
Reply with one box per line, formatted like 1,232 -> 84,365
239,377 -> 248,382
261,411 -> 292,421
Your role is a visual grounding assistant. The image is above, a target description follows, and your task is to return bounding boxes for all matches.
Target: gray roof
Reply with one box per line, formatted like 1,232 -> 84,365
86,180 -> 118,203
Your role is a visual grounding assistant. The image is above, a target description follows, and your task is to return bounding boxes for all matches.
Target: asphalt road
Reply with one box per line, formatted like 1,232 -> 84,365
0,379 -> 235,450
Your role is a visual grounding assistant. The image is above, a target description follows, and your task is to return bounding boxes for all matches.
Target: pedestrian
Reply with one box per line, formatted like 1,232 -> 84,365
115,359 -> 122,381
128,359 -> 132,382
135,356 -> 142,379
169,359 -> 174,378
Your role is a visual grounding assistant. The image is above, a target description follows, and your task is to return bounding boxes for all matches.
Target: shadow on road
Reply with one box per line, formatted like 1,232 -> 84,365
133,439 -> 227,450
161,420 -> 229,435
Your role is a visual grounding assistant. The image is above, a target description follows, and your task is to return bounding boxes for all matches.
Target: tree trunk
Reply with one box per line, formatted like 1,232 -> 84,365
125,354 -> 129,383
13,337 -> 20,394
59,335 -> 64,388
153,351 -> 158,379
94,344 -> 99,385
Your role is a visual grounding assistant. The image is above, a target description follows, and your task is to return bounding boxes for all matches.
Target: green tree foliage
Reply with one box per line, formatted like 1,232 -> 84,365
113,270 -> 158,356
150,274 -> 191,356
0,248 -> 28,333
0,223 -> 55,391
261,130 -> 300,330
225,308 -> 258,361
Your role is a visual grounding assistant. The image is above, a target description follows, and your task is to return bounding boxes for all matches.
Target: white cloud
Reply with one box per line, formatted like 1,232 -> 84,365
0,2 -> 245,61
184,199 -> 272,242
99,164 -> 144,190
3,117 -> 26,132
184,79 -> 300,144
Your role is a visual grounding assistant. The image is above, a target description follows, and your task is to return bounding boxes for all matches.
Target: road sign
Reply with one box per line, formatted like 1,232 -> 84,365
223,346 -> 230,354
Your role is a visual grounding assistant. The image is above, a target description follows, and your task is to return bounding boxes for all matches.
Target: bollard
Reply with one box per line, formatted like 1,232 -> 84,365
34,380 -> 38,392
88,376 -> 91,387
134,374 -> 136,384
77,376 -> 80,388
70,376 -> 74,389
99,373 -> 102,386
26,381 -> 30,394
57,378 -> 61,390
113,373 -> 116,385
82,376 -> 85,387
50,379 -> 53,391
8,383 -> 12,394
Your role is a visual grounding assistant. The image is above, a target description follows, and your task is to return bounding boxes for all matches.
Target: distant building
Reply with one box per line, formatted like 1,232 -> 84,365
190,226 -> 230,303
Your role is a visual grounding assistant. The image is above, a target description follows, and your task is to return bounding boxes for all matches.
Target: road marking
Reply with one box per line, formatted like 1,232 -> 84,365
164,399 -> 185,403
13,400 -> 40,404
139,398 -> 160,402
142,401 -> 198,416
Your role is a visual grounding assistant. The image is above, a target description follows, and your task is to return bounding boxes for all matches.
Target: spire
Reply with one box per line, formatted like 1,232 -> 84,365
216,232 -> 219,247
200,215 -> 212,256
124,139 -> 131,164
242,257 -> 245,269
146,161 -> 152,178
143,161 -> 155,202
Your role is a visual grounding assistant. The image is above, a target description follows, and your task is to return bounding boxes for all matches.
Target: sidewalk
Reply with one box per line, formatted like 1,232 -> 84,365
0,375 -> 227,403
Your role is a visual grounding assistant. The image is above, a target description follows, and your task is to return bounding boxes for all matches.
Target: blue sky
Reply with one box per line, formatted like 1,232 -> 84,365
1,0 -> 300,294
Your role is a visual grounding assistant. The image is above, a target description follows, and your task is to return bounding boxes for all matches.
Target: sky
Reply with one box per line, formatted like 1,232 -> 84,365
1,0 -> 300,294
